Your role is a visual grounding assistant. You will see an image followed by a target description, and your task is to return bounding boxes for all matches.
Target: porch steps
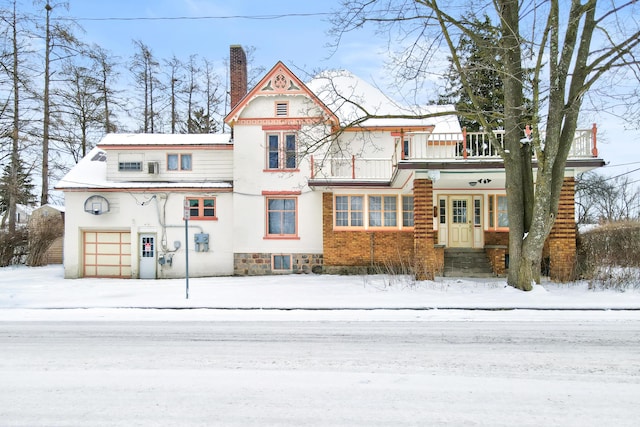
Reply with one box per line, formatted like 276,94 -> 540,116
443,248 -> 495,278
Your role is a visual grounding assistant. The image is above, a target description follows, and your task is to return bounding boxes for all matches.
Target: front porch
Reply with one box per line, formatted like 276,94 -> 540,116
319,176 -> 578,282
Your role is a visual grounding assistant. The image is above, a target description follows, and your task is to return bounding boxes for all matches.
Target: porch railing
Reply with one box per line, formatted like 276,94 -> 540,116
311,156 -> 394,181
310,124 -> 598,181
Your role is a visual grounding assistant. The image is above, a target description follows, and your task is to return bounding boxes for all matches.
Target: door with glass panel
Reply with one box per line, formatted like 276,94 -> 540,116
449,197 -> 473,248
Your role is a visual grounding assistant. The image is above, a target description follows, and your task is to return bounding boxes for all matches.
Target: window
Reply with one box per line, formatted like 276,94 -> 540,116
118,161 -> 142,171
488,195 -> 508,228
488,195 -> 495,228
267,197 -> 297,237
335,195 -> 363,227
272,254 -> 292,271
275,102 -> 288,116
402,196 -> 414,227
474,198 -> 482,226
267,133 -> 297,170
187,197 -> 217,220
439,198 -> 446,224
167,154 -> 192,171
369,195 -> 397,227
497,195 -> 509,227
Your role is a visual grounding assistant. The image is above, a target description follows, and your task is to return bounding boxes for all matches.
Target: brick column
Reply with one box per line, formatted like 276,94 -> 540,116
413,178 -> 437,280
548,177 -> 576,281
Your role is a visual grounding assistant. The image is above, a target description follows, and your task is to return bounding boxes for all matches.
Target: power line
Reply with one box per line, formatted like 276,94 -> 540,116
603,161 -> 640,168
602,166 -> 640,181
56,12 -> 332,22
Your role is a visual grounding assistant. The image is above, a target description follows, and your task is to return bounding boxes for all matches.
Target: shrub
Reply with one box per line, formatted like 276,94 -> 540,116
577,221 -> 640,290
26,214 -> 64,266
0,228 -> 29,266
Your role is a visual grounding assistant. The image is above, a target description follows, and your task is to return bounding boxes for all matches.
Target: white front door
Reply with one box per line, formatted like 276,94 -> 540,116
139,234 -> 157,279
449,197 -> 473,248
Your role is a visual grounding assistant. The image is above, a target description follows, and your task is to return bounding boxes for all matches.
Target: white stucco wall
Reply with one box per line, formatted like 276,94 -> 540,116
63,190 -> 234,279
231,94 -> 326,255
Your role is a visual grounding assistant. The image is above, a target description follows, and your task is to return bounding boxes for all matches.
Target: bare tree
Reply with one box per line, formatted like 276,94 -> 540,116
331,0 -> 640,290
36,0 -> 81,205
131,40 -> 160,133
54,59 -> 103,162
576,172 -> 640,224
88,44 -> 120,134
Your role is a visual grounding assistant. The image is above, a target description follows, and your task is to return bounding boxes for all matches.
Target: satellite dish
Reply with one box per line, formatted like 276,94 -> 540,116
84,195 -> 110,215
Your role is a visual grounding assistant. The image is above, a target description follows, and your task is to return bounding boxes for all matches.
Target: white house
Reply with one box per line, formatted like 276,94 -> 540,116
57,45 -> 604,280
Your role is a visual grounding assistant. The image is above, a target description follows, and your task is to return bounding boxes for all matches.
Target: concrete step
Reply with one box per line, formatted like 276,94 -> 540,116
443,248 -> 494,278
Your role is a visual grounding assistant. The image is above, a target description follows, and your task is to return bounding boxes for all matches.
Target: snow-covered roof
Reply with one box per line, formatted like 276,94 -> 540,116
98,133 -> 232,146
306,70 -> 461,134
39,204 -> 66,213
55,146 -> 232,191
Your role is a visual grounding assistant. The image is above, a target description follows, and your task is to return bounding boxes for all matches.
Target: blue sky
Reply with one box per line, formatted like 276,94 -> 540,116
62,0 -> 380,81
35,0 -> 640,180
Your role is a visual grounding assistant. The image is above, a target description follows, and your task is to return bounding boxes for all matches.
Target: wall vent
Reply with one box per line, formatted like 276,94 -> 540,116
147,161 -> 159,175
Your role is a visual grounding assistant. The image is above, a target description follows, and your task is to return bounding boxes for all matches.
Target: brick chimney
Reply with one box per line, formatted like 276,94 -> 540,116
229,45 -> 247,110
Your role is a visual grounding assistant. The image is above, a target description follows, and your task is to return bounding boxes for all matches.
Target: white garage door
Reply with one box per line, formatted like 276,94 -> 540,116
83,231 -> 131,278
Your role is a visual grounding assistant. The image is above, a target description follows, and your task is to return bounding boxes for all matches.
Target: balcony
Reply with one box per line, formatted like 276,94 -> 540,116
309,125 -> 599,183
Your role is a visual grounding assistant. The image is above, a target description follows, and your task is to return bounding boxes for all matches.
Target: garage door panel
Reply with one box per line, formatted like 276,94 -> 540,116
83,231 -> 131,278
96,254 -> 122,265
96,232 -> 122,243
96,244 -> 122,255
96,266 -> 124,276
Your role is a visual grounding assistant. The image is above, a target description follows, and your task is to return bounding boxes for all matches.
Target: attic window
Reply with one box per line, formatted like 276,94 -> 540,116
276,102 -> 288,117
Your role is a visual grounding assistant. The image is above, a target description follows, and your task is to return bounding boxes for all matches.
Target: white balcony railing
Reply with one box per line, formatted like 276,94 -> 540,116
310,124 -> 598,182
311,156 -> 393,181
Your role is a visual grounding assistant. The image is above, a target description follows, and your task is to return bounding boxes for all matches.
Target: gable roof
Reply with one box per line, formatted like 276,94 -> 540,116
224,61 -> 338,125
306,70 -> 461,133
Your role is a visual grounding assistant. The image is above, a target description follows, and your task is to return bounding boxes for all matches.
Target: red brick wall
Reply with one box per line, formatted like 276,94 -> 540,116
322,193 -> 414,271
413,179 -> 437,280
548,177 -> 577,281
481,178 -> 577,280
485,231 -> 508,276
230,45 -> 247,110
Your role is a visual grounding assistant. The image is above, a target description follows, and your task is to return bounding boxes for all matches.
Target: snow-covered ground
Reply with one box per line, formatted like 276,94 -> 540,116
1,265 -> 640,321
1,266 -> 639,426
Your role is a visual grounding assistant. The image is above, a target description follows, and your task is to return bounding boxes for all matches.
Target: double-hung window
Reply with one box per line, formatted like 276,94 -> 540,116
369,195 -> 397,227
187,197 -> 216,220
168,154 -> 192,171
266,197 -> 297,237
267,133 -> 297,170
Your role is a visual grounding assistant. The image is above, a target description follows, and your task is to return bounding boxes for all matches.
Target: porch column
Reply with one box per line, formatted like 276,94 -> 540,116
413,176 -> 437,280
548,177 -> 576,281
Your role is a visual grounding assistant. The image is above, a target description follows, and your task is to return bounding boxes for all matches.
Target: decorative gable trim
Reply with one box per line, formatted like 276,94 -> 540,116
224,61 -> 338,125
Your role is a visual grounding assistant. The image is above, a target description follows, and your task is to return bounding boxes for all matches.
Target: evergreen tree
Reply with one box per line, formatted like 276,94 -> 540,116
0,156 -> 36,228
438,14 -> 532,132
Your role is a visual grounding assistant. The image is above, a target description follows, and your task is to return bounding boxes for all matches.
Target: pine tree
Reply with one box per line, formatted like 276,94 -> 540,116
0,157 -> 36,228
438,14 -> 504,132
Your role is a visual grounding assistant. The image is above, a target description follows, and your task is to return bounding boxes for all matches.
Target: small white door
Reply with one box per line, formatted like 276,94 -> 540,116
449,197 -> 473,248
139,234 -> 157,279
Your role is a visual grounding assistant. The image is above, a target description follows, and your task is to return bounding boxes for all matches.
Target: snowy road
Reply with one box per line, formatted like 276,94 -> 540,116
1,319 -> 639,426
